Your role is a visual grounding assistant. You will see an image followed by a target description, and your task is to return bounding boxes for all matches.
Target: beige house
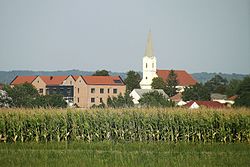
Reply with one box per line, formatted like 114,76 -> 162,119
10,75 -> 126,108
74,76 -> 126,108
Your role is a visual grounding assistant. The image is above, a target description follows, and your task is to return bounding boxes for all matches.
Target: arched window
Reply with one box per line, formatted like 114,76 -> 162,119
146,77 -> 148,79
146,63 -> 148,68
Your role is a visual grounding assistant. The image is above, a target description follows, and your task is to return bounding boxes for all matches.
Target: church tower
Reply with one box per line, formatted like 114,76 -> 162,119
140,31 -> 158,89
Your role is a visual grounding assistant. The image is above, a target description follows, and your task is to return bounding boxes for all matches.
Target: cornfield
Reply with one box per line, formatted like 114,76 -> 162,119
0,108 -> 250,143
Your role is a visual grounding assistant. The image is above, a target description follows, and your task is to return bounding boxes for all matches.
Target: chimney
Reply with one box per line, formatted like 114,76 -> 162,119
50,76 -> 53,80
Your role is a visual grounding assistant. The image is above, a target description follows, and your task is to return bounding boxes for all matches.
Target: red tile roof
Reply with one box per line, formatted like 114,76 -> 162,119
156,70 -> 197,86
184,101 -> 225,109
39,76 -> 68,85
82,76 -> 125,85
10,76 -> 37,85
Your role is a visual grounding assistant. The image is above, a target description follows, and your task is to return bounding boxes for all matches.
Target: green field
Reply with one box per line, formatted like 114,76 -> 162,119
0,142 -> 249,167
0,108 -> 250,166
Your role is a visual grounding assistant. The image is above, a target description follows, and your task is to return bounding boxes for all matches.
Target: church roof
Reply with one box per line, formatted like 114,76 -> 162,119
156,70 -> 197,86
144,31 -> 154,58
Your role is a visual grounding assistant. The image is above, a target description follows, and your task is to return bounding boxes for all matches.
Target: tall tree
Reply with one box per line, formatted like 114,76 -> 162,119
165,70 -> 179,97
182,83 -> 210,101
92,70 -> 109,76
225,79 -> 242,97
124,71 -> 141,93
151,77 -> 166,91
234,76 -> 250,107
204,75 -> 228,94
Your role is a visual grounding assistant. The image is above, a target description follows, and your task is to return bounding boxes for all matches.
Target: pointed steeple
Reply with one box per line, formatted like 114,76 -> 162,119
144,30 -> 154,58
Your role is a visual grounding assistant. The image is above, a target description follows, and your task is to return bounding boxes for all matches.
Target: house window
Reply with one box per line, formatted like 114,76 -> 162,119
108,89 -> 110,93
146,63 -> 148,68
100,88 -> 104,94
37,80 -> 39,83
100,98 -> 103,103
39,88 -> 43,93
113,88 -> 117,94
77,98 -> 79,103
78,88 -> 79,93
146,77 -> 148,79
91,98 -> 95,103
91,88 -> 95,93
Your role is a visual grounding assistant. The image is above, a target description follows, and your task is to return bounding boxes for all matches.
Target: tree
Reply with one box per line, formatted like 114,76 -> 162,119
4,83 -> 39,108
92,70 -> 109,76
124,71 -> 141,93
139,91 -> 175,107
204,75 -> 228,94
182,83 -> 210,101
225,79 -> 241,97
0,89 -> 13,107
234,76 -> 250,107
107,93 -> 134,108
151,77 -> 166,90
4,83 -> 67,108
165,70 -> 178,97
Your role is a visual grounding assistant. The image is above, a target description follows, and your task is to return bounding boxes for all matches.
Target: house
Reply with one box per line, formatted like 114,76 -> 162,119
184,101 -> 225,109
74,76 -> 126,108
170,92 -> 187,106
139,31 -> 197,91
129,89 -> 169,105
10,75 -> 126,108
210,93 -> 235,107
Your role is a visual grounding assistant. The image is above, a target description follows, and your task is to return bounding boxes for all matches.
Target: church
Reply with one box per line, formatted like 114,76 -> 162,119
139,31 -> 197,92
130,31 -> 197,104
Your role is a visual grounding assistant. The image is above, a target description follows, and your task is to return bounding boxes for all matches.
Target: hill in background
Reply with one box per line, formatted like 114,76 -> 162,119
0,70 -> 248,84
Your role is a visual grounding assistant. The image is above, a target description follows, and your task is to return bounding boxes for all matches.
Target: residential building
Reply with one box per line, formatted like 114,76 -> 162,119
10,75 -> 125,108
184,101 -> 225,109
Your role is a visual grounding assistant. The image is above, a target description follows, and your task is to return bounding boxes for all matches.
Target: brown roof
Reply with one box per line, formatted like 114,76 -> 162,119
39,76 -> 68,85
184,101 -> 225,109
170,92 -> 182,102
156,70 -> 197,86
10,76 -> 37,85
82,76 -> 125,85
228,95 -> 238,100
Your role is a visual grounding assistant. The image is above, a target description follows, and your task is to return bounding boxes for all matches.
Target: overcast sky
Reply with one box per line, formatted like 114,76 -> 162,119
0,0 -> 249,74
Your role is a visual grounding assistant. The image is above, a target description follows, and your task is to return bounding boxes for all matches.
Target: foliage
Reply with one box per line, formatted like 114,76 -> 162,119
3,83 -> 39,108
0,89 -> 13,107
165,70 -> 179,97
3,83 -> 67,108
204,75 -> 228,94
0,108 -> 250,143
124,71 -> 141,93
107,93 -> 134,108
182,83 -> 210,101
139,91 -> 174,107
92,70 -> 109,76
151,77 -> 166,91
225,79 -> 242,97
234,76 -> 250,107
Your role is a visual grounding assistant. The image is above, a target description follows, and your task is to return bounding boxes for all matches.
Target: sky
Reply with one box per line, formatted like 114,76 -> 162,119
0,0 -> 249,74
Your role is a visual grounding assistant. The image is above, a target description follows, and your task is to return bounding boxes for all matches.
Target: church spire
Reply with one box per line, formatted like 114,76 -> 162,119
144,30 -> 154,58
